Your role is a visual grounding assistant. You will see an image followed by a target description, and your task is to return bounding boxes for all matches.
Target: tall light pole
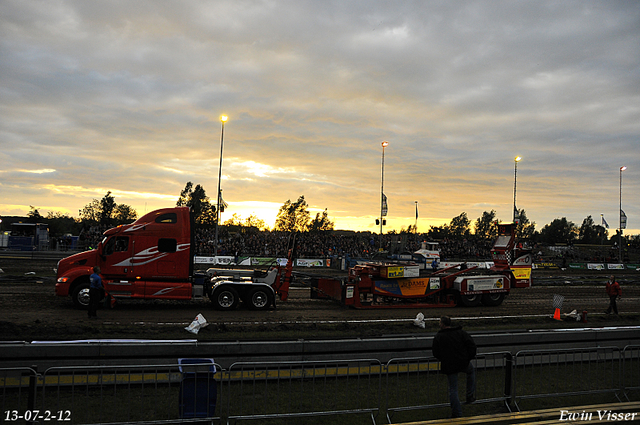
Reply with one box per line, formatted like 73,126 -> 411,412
380,141 -> 389,250
619,165 -> 627,263
214,114 -> 228,258
513,156 -> 522,223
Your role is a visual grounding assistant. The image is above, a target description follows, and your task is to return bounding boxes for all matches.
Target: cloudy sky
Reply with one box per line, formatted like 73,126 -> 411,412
1,0 -> 639,235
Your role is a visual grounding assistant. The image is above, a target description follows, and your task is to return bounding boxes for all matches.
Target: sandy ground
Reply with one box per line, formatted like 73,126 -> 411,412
1,271 -> 638,341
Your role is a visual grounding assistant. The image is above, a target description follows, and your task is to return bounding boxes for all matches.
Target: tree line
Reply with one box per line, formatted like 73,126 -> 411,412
424,209 -> 629,247
10,182 -> 637,248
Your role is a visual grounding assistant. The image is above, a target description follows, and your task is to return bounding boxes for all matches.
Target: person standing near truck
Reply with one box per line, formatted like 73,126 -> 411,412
432,316 -> 477,418
605,275 -> 621,315
88,266 -> 103,318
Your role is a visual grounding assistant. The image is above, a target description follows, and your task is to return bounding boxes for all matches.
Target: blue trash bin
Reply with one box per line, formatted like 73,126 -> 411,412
178,358 -> 217,418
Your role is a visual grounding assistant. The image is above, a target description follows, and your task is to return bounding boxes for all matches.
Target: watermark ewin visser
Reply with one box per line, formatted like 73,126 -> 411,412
560,409 -> 637,421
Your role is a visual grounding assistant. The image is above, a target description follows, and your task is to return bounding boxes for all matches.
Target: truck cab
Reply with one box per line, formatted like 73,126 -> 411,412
55,207 -> 194,307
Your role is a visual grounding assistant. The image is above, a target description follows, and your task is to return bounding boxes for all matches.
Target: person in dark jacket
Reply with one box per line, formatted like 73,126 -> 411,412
88,266 -> 104,318
432,316 -> 476,418
605,275 -> 621,315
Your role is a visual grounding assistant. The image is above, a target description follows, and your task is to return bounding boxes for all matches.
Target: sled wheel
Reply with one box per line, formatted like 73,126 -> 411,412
459,293 -> 482,307
481,293 -> 506,306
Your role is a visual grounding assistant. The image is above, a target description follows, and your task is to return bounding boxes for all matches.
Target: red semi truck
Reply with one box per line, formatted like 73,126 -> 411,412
55,207 -> 293,310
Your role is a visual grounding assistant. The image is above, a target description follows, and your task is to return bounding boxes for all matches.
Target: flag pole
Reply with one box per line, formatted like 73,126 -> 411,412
379,141 -> 389,251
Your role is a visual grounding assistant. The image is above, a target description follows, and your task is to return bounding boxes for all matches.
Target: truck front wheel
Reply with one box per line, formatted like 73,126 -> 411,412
211,286 -> 240,311
72,283 -> 91,308
247,288 -> 272,310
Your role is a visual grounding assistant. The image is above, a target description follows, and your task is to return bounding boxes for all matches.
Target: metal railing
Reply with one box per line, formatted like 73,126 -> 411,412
1,367 -> 38,419
623,345 -> 640,401
225,359 -> 381,424
3,346 -> 640,424
512,346 -> 622,411
40,362 -> 222,424
384,352 -> 511,424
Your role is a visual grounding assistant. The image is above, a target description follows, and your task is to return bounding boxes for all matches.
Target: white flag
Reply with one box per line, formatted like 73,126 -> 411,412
601,214 -> 609,229
219,190 -> 228,213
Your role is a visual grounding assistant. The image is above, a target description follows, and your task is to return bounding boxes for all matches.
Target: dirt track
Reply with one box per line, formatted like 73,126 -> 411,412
1,268 -> 639,342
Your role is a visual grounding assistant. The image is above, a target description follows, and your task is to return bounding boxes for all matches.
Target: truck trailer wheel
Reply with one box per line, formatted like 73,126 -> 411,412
211,286 -> 239,311
459,293 -> 482,307
481,293 -> 505,306
71,283 -> 91,308
247,288 -> 272,310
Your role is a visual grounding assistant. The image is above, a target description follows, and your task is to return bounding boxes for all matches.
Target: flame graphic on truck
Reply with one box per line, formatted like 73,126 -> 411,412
113,243 -> 190,267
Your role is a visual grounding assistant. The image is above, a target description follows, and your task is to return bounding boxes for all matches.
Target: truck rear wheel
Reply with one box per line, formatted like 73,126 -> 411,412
459,293 -> 482,307
481,293 -> 505,306
247,288 -> 272,310
72,283 -> 91,308
211,286 -> 239,311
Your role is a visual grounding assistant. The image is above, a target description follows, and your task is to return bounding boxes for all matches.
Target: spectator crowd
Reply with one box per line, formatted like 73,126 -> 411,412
194,227 -> 498,261
73,224 -> 637,264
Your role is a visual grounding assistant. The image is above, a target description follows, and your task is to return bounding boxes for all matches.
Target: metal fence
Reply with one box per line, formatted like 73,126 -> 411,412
512,346 -> 622,411
1,367 -> 38,421
225,359 -> 381,424
623,345 -> 640,401
3,346 -> 640,424
40,362 -> 221,424
384,351 -> 511,424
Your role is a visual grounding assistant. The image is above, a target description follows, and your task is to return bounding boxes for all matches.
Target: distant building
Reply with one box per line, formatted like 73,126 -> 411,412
8,222 -> 49,251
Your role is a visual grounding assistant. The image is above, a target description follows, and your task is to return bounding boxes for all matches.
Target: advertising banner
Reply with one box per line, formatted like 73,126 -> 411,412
513,253 -> 532,266
382,265 -> 420,278
194,256 -> 234,265
296,259 -> 325,267
511,267 -> 531,280
440,262 -> 493,269
462,276 -> 504,292
374,277 -> 435,297
194,256 -> 290,266
533,262 -> 559,269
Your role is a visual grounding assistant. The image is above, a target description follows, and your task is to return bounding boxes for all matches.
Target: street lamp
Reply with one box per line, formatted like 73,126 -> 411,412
513,156 -> 522,223
619,166 -> 627,263
214,115 -> 228,258
379,141 -> 389,250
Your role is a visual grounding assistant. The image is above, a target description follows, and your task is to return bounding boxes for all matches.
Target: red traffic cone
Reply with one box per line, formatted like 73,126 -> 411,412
553,308 -> 561,321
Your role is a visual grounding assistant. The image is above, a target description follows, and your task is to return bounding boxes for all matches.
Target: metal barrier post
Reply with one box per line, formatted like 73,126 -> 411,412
27,366 -> 38,422
504,352 -> 513,411
622,345 -> 640,401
